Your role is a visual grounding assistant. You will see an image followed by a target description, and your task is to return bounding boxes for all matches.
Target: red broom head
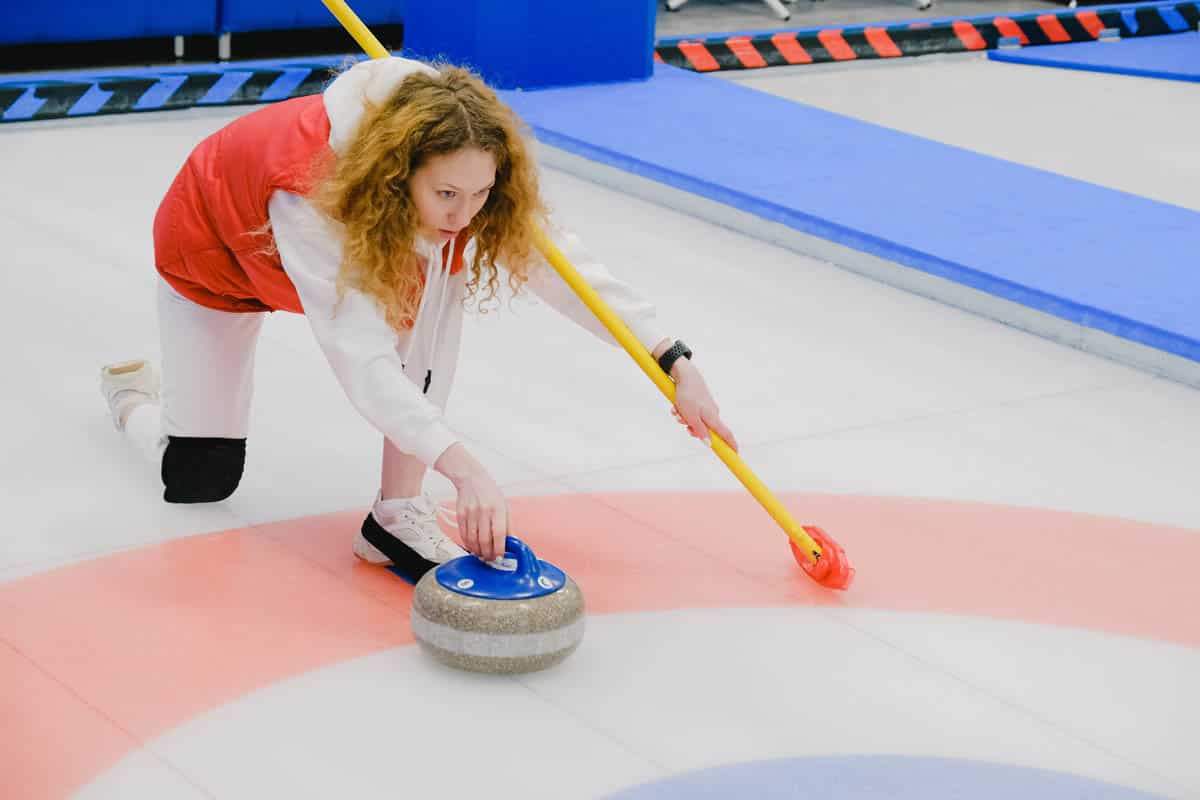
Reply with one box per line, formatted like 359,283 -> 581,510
791,525 -> 855,591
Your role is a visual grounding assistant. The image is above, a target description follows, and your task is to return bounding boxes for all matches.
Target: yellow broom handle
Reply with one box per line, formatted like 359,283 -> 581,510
534,233 -> 822,560
321,0 -> 390,59
319,0 -> 821,560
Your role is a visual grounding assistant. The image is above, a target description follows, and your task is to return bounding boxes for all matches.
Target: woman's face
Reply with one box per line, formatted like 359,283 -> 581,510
409,146 -> 497,243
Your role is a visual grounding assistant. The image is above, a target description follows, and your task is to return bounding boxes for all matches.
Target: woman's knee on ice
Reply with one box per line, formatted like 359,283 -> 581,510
161,437 -> 247,503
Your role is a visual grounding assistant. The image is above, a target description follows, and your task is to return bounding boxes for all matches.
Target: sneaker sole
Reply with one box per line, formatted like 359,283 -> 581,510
352,532 -> 393,566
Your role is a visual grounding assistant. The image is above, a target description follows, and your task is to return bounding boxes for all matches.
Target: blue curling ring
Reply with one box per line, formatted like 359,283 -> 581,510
435,536 -> 567,600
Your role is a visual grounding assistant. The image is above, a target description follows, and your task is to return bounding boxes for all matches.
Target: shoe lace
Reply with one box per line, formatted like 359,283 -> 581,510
399,496 -> 465,556
394,496 -> 437,540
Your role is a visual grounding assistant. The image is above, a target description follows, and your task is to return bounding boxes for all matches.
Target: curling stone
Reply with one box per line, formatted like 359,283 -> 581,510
410,536 -> 585,674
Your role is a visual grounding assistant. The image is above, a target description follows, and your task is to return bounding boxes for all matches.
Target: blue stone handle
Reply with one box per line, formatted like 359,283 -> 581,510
502,535 -> 541,581
441,534 -> 564,599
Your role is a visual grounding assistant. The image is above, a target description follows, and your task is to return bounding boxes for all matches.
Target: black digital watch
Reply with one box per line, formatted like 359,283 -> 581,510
657,339 -> 693,377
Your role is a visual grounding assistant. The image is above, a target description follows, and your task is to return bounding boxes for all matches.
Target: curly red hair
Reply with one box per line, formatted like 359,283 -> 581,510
312,64 -> 546,329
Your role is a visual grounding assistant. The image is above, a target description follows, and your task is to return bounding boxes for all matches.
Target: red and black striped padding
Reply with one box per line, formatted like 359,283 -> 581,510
655,1 -> 1200,71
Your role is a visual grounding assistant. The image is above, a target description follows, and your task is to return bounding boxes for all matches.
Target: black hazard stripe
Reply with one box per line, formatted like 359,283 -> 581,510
292,67 -> 332,98
163,73 -> 223,109
227,70 -> 285,104
95,79 -> 158,114
31,83 -> 92,118
0,65 -> 333,123
0,86 -> 23,115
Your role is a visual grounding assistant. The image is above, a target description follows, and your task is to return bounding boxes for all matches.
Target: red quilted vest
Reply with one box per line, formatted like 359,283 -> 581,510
153,94 -> 465,315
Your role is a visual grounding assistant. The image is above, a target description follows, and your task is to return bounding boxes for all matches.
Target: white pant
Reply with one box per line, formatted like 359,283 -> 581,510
157,277 -> 267,439
152,276 -> 463,443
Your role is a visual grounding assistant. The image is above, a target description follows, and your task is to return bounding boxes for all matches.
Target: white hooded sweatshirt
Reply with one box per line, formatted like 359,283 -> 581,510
268,57 -> 667,467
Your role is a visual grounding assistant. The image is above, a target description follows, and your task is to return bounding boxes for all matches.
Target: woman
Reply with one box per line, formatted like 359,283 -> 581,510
101,57 -> 737,583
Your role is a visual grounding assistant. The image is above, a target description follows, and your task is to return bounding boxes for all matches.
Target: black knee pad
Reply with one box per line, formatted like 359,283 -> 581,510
161,437 -> 247,504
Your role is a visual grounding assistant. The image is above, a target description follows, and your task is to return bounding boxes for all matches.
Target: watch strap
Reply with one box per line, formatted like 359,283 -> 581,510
657,339 -> 693,377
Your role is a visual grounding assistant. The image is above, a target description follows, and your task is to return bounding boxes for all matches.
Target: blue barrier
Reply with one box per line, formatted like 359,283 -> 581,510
218,0 -> 404,34
401,0 -> 656,89
1,1 -> 405,47
1,2 -> 217,46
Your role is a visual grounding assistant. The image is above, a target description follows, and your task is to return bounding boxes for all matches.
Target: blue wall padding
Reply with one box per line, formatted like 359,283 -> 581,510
500,65 -> 1200,362
989,33 -> 1200,82
1,2 -> 217,45
402,0 -> 656,89
219,0 -> 404,34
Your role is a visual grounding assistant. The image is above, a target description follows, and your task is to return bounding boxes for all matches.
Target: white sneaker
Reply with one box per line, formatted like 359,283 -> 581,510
100,359 -> 160,431
354,492 -> 468,581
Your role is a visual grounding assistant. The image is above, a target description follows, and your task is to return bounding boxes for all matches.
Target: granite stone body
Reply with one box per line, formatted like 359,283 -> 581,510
410,572 -> 586,674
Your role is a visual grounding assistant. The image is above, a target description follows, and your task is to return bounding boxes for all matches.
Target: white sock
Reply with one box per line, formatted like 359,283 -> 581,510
124,402 -> 168,469
376,492 -> 424,506
374,491 -> 428,520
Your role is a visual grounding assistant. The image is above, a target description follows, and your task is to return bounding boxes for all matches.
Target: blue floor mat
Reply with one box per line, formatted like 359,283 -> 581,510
501,64 -> 1200,363
989,32 -> 1200,82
